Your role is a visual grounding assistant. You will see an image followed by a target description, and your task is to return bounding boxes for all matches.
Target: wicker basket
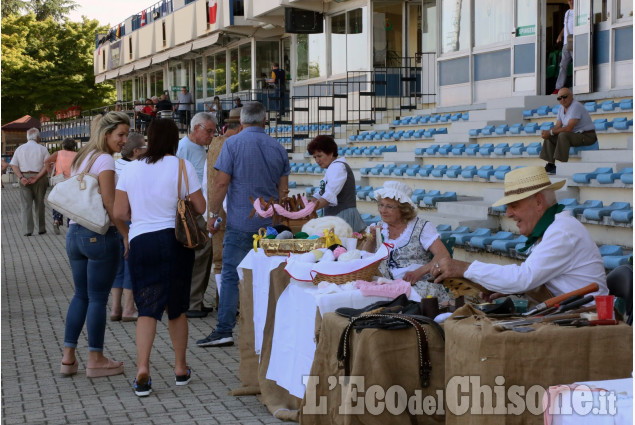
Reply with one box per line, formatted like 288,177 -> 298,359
311,260 -> 381,285
257,228 -> 325,257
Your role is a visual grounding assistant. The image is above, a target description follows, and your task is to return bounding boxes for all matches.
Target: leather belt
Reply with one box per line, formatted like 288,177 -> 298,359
582,130 -> 596,134
23,171 -> 39,174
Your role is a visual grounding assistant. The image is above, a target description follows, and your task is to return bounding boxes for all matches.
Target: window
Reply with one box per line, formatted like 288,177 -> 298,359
134,75 -> 146,100
296,31 -> 326,81
441,0 -> 470,53
122,80 -> 133,101
373,3 -> 402,66
230,48 -> 239,92
331,8 -> 368,75
206,54 -> 215,97
150,71 -> 163,96
474,0 -> 512,46
162,21 -> 167,47
256,41 -> 279,89
129,38 -> 133,60
617,0 -> 633,19
195,57 -> 204,100
239,43 -> 251,91
215,51 -> 226,95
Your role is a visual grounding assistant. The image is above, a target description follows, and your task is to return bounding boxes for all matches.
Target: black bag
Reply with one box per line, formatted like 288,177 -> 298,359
175,159 -> 209,250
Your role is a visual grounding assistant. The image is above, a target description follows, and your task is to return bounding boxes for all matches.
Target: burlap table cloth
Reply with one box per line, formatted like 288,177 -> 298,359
233,265 -> 302,421
300,312 -> 446,425
444,304 -> 633,425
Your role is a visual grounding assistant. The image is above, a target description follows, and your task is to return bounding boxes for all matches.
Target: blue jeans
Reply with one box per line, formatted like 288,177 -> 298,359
112,230 -> 132,290
216,226 -> 254,336
64,225 -> 120,351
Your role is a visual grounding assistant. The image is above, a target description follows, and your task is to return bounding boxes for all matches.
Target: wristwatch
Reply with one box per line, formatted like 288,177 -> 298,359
209,211 -> 220,218
550,129 -> 554,136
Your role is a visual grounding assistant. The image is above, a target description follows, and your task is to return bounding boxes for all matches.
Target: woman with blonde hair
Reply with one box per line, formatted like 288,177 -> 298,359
60,111 -> 131,378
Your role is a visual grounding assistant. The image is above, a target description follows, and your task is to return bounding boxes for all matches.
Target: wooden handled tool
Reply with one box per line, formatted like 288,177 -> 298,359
523,282 -> 599,316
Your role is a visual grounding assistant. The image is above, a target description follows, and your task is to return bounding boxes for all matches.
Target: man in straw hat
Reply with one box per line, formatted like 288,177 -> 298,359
432,166 -> 608,299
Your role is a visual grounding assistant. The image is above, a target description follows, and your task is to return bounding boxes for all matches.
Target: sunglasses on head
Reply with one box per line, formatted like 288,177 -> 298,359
557,94 -> 569,101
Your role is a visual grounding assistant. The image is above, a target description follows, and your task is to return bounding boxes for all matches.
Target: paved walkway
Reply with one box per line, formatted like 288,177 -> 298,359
1,185 -> 283,424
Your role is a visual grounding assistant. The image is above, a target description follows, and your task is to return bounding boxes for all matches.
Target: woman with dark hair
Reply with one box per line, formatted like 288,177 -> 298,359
114,118 -> 205,397
60,112 -> 130,379
39,137 -> 77,234
307,135 -> 365,232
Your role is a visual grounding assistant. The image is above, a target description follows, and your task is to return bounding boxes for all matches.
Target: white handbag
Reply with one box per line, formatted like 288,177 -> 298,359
49,163 -> 65,187
46,153 -> 110,234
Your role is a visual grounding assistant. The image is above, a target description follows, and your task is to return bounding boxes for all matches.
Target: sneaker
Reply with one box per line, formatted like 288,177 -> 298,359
175,367 -> 191,386
197,330 -> 234,347
133,375 -> 152,397
544,163 -> 556,175
185,310 -> 208,318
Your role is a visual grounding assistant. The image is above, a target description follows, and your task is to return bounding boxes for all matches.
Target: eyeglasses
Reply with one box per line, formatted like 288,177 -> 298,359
557,94 -> 569,101
378,203 -> 399,210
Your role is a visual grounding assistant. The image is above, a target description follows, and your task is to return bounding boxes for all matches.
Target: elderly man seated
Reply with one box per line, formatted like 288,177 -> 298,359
432,166 -> 608,300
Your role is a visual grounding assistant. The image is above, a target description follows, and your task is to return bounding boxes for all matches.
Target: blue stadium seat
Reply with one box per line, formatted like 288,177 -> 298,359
436,224 -> 452,232
510,143 -> 526,155
450,113 -> 462,121
564,199 -> 603,216
522,109 -> 536,118
569,141 -> 599,156
551,104 -> 561,115
368,188 -> 382,201
572,167 -> 614,184
495,124 -> 509,135
491,235 -> 528,253
425,144 -> 441,155
613,118 -> 633,131
540,122 -> 555,131
523,123 -> 539,134
357,186 -> 374,200
418,164 -> 435,177
559,198 -> 579,208
509,123 -> 524,134
385,145 -> 397,152
447,165 -> 468,178
599,245 -> 624,256
439,225 -> 469,240
603,256 -> 632,270
618,98 -> 633,110
436,127 -> 448,135
423,191 -> 457,206
536,105 -> 550,116
430,114 -> 441,123
461,112 -> 469,120
430,165 -> 448,177
478,143 -> 495,156
526,142 -> 542,155
391,164 -> 410,176
594,118 -> 612,131
423,128 -> 436,138
404,164 -> 421,176
411,189 -> 426,204
481,125 -> 496,136
477,165 -> 494,179
468,128 -> 482,137
470,231 -> 514,249
493,165 -> 513,180
621,173 -> 633,184
288,181 -> 297,189
381,164 -> 398,176
440,114 -> 452,122
493,143 -> 510,155
438,144 -> 454,155
465,143 -> 480,155
414,148 -> 425,156
451,143 -> 467,155
433,165 -> 460,178
453,228 -> 491,245
583,202 -> 631,221
461,165 -> 479,178
491,204 -> 507,213
611,209 -> 633,224
600,100 -> 617,111
584,101 -> 598,112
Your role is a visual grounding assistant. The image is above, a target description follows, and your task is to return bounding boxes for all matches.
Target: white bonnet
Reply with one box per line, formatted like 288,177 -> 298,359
373,181 -> 416,207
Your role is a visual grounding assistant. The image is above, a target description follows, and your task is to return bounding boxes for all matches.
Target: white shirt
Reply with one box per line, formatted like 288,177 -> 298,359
564,9 -> 574,43
314,157 -> 349,206
464,211 -> 608,298
114,158 -> 131,176
116,156 -> 201,241
10,140 -> 49,172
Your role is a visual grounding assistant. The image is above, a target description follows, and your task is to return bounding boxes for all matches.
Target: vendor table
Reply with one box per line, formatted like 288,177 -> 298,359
234,250 -> 421,421
444,305 -> 633,425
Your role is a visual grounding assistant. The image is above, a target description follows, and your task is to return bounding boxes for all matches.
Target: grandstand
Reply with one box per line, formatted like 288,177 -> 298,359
30,0 -> 632,271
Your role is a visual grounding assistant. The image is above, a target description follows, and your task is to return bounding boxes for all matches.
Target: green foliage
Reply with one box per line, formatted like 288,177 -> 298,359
2,0 -> 77,21
1,14 -> 116,125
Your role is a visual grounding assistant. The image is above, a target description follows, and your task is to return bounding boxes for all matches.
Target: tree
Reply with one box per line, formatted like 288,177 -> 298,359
1,0 -> 77,21
1,14 -> 116,124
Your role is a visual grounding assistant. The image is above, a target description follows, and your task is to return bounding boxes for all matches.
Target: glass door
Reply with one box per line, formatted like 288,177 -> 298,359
512,0 -> 541,95
573,0 -> 593,93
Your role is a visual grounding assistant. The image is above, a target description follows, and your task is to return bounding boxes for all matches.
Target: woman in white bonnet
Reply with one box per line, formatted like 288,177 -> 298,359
361,181 -> 453,306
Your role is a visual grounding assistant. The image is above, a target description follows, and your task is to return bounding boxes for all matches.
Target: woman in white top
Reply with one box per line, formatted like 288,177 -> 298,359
114,118 -> 205,397
361,181 -> 452,306
308,135 -> 365,232
110,133 -> 146,322
60,111 -> 131,379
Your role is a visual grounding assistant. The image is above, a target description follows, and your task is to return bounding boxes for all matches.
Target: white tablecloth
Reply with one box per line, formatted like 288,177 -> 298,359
544,377 -> 633,425
237,250 -> 287,356
266,280 -> 421,398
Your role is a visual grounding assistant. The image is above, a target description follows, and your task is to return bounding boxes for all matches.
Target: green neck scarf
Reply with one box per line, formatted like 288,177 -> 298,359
518,203 -> 565,253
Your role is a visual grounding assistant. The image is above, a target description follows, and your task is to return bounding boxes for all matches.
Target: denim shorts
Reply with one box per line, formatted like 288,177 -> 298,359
128,228 -> 194,320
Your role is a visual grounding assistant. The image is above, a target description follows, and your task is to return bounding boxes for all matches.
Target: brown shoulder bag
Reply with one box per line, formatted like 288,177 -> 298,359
175,158 -> 209,249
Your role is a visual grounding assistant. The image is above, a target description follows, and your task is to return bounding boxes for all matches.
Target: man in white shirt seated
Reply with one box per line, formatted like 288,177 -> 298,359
432,166 -> 608,300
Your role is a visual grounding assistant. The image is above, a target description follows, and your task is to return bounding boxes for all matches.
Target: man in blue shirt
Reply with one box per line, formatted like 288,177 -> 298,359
176,112 -> 217,318
198,102 -> 290,347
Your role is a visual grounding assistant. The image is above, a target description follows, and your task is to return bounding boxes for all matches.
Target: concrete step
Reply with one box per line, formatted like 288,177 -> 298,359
487,95 -> 557,110
580,149 -> 634,164
467,108 -> 525,123
556,161 -> 633,176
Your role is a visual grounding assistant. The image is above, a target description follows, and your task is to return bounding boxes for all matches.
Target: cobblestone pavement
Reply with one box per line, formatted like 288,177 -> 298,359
1,185 -> 283,424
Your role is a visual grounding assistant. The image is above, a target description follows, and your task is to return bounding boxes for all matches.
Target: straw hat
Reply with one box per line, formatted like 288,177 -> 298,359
373,181 -> 416,207
492,166 -> 566,207
226,107 -> 242,123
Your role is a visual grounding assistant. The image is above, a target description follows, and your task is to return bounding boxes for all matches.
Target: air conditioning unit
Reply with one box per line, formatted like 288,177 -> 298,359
284,8 -> 324,34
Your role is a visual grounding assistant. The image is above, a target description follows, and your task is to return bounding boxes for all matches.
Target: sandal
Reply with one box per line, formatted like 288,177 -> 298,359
60,359 -> 78,376
110,313 -> 122,322
86,359 -> 124,378
122,313 -> 138,322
